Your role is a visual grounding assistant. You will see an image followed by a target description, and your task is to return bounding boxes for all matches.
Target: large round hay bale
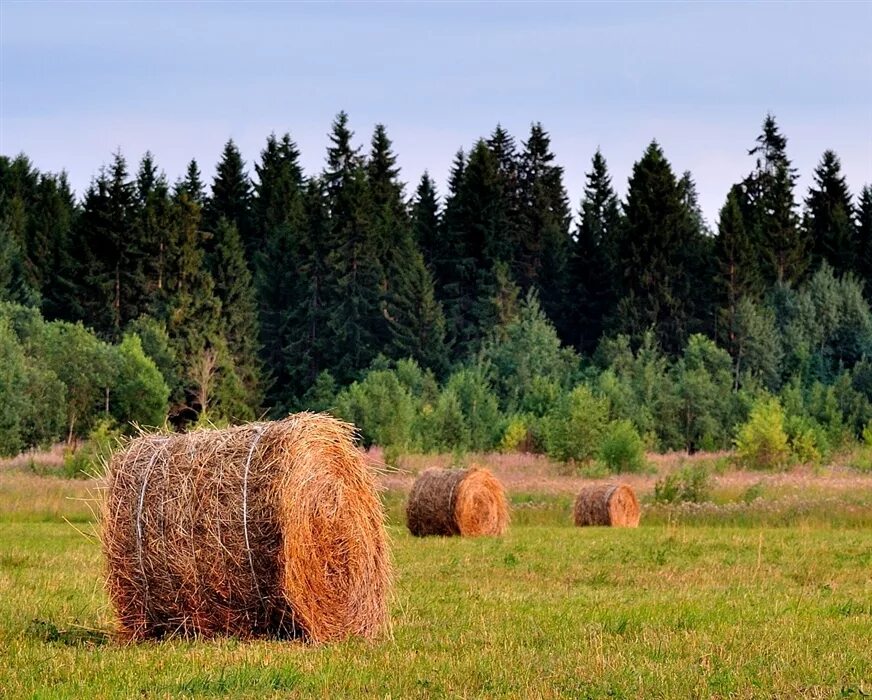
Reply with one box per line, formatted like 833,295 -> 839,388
573,483 -> 640,527
101,413 -> 391,643
406,466 -> 509,537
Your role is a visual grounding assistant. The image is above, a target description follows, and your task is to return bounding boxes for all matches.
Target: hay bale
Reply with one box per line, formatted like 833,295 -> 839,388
573,483 -> 640,527
406,466 -> 508,537
101,413 -> 391,643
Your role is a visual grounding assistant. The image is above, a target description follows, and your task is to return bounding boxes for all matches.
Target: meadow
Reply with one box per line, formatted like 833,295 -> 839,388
1,455 -> 871,699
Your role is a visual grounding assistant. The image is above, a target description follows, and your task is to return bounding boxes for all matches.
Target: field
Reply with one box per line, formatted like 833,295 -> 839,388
1,454 -> 871,699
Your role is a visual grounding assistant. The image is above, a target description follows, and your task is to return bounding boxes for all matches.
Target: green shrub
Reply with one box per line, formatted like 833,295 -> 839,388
654,464 -> 711,504
63,418 -> 122,479
542,385 -> 609,463
333,370 -> 417,450
735,397 -> 791,470
598,419 -> 646,473
499,415 -> 531,453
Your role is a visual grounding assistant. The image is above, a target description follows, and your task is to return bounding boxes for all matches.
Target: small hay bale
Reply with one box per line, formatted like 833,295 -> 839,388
573,483 -> 640,527
406,466 -> 509,537
101,413 -> 391,643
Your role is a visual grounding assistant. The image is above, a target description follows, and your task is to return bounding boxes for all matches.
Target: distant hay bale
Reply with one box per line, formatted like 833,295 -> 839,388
406,466 -> 509,537
573,483 -> 640,527
101,413 -> 391,643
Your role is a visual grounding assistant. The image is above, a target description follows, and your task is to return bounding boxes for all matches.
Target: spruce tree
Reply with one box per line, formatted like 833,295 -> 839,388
204,140 -> 253,250
677,171 -> 716,335
68,152 -> 142,338
174,159 -> 206,205
805,150 -> 855,275
365,124 -> 447,371
411,172 -> 440,267
571,149 -> 622,352
516,123 -> 571,335
856,185 -> 872,286
715,185 -> 761,372
211,218 -> 263,418
135,153 -> 172,311
433,149 -> 472,354
32,173 -> 76,319
744,114 -> 806,285
251,132 -> 307,410
322,112 -> 384,383
614,141 -> 699,353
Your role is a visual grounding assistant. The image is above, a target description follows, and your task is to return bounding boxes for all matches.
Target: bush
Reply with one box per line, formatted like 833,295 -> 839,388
542,385 -> 609,462
735,397 -> 791,470
62,418 -> 122,479
333,370 -> 417,450
598,419 -> 646,473
654,464 -> 711,504
499,415 -> 530,453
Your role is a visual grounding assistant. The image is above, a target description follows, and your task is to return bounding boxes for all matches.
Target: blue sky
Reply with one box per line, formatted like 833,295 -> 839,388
2,1 -> 870,224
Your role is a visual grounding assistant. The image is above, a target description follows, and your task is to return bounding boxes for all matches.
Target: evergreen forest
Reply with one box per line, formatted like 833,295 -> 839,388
3,112 -> 872,468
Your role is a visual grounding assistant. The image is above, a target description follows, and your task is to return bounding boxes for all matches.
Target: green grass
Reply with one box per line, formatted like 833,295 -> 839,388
1,474 -> 871,698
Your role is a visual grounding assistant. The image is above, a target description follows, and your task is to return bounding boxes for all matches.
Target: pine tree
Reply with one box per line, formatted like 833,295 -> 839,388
571,149 -> 622,352
614,141 -> 700,353
856,185 -> 872,285
744,114 -> 806,285
715,185 -> 762,372
805,150 -> 855,275
204,140 -> 253,249
516,123 -> 571,335
32,172 -> 77,319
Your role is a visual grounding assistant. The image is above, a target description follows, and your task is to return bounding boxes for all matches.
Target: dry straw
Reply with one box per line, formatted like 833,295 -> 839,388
406,466 -> 509,537
101,413 -> 391,643
573,483 -> 640,527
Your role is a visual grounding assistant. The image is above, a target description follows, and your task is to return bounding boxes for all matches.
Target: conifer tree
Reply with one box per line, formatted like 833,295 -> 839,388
252,132 -> 307,410
210,218 -> 263,417
856,185 -> 872,284
715,185 -> 761,367
32,172 -> 76,318
744,114 -> 806,285
571,149 -> 622,352
516,123 -> 571,335
411,172 -> 440,266
432,150 -> 472,352
135,153 -> 172,311
805,150 -> 855,275
614,141 -> 700,353
68,152 -> 143,339
677,171 -> 716,335
174,159 -> 206,205
322,112 -> 384,383
204,140 -> 253,250
365,124 -> 448,371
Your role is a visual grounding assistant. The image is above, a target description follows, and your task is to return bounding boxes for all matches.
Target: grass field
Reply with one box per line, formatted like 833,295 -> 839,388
1,458 -> 871,699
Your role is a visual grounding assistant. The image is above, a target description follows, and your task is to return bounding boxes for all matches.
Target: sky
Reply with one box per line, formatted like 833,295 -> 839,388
1,1 -> 871,226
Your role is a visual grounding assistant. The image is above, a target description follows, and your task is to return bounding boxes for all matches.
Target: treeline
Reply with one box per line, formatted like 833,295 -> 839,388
1,113 -> 872,460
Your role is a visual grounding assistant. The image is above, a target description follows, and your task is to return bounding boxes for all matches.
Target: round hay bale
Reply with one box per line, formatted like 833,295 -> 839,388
101,413 -> 391,643
573,483 -> 640,527
406,466 -> 508,537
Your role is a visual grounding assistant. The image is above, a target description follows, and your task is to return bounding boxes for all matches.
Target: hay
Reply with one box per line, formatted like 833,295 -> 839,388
101,413 -> 391,643
573,483 -> 640,527
406,466 -> 509,537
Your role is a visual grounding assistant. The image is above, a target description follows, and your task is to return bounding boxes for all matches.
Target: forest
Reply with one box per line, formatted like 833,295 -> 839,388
2,112 -> 872,468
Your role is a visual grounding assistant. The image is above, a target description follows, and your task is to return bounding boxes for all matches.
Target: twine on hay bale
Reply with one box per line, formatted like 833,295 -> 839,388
573,483 -> 640,527
406,466 -> 509,537
101,413 -> 391,643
